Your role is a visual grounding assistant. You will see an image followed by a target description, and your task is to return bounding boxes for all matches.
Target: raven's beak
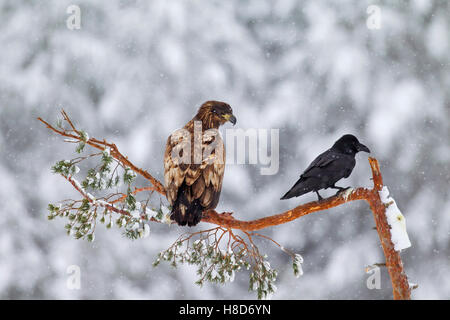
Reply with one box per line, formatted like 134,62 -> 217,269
357,143 -> 370,153
223,114 -> 237,125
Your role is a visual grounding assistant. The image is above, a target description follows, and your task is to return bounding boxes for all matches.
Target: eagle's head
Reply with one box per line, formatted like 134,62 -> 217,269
195,100 -> 237,129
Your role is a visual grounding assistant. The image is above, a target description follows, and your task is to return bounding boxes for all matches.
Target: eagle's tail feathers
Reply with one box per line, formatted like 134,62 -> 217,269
171,189 -> 204,227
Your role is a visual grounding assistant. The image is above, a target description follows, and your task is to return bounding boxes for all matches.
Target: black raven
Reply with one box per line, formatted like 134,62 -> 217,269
281,134 -> 370,201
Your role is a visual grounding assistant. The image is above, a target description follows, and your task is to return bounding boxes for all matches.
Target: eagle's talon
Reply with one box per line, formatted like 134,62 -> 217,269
220,211 -> 235,220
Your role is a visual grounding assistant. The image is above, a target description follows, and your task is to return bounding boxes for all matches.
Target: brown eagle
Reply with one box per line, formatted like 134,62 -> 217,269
164,101 -> 236,226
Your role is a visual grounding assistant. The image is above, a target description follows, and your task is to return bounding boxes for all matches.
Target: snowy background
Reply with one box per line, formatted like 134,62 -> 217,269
0,0 -> 449,299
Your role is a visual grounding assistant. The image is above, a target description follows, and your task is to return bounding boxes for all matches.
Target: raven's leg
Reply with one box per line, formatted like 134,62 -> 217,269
330,184 -> 346,191
332,185 -> 352,196
315,191 -> 323,201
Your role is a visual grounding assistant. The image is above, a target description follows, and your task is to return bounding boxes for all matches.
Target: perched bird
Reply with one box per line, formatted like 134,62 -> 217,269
164,101 -> 236,226
280,134 -> 370,201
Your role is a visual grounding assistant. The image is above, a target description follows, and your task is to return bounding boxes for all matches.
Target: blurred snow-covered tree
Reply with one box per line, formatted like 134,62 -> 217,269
0,0 -> 448,299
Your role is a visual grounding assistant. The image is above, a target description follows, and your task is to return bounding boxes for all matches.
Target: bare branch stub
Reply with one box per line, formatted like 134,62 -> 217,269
39,111 -> 411,300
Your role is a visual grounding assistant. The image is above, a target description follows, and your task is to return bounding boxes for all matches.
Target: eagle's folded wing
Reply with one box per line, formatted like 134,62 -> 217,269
164,128 -> 225,210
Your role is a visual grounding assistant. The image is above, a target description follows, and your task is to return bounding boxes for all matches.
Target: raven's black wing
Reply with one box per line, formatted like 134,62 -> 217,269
301,149 -> 340,177
302,149 -> 355,180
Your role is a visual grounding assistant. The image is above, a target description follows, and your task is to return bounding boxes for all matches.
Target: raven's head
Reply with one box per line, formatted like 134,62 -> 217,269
333,134 -> 370,155
195,100 -> 236,129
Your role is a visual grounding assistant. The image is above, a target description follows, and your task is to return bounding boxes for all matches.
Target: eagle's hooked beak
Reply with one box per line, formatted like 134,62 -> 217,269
223,113 -> 237,125
357,142 -> 370,153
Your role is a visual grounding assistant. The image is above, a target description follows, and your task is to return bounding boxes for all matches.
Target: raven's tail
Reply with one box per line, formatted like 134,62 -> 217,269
280,178 -> 312,200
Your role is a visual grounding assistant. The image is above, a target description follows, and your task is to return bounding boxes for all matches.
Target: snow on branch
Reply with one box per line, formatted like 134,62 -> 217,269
379,186 -> 411,251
